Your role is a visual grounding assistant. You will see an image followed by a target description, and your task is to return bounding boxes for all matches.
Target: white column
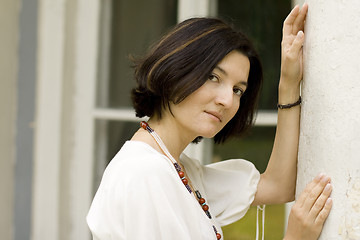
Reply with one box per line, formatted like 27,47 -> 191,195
177,0 -> 217,22
32,0 -> 66,239
68,0 -> 99,239
297,1 -> 360,239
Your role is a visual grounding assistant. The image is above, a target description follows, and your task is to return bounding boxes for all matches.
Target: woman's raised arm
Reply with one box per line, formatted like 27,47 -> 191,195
252,4 -> 308,205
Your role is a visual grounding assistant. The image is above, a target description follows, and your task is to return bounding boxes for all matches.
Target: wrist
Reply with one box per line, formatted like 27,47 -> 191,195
277,97 -> 301,109
278,81 -> 300,105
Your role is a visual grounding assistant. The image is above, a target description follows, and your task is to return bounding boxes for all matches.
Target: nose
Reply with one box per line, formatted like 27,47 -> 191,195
214,86 -> 234,109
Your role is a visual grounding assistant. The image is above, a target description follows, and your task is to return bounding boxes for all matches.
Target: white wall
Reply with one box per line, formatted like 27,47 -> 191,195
297,1 -> 360,239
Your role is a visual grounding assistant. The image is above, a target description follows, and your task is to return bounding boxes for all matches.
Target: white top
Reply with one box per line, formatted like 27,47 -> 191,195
87,141 -> 260,240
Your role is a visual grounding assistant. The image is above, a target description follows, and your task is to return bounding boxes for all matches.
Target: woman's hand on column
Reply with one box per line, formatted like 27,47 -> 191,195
280,4 -> 308,102
284,174 -> 333,240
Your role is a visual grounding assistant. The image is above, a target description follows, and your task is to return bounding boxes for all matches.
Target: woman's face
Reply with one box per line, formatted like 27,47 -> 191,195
167,50 -> 250,140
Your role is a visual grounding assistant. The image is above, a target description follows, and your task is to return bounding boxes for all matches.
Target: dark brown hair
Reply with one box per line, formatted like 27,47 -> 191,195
131,17 -> 263,143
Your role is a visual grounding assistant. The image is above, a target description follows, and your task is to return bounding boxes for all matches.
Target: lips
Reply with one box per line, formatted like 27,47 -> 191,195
205,111 -> 222,122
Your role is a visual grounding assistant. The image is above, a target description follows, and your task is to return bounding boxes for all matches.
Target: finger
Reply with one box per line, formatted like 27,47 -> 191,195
288,31 -> 305,58
296,174 -> 324,207
315,197 -> 333,226
302,176 -> 331,212
308,183 -> 332,220
292,3 -> 308,34
283,5 -> 300,36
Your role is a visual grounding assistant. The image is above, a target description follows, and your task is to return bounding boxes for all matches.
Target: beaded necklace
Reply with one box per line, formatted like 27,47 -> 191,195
140,121 -> 222,240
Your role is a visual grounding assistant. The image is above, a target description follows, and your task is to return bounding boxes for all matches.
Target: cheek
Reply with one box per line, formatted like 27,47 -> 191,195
231,99 -> 240,116
224,100 -> 240,124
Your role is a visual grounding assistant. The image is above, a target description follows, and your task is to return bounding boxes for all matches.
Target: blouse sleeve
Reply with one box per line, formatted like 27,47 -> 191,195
180,154 -> 260,227
202,159 -> 260,226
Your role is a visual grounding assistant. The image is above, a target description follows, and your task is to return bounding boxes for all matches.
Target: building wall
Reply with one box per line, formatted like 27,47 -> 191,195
0,1 -> 20,240
15,0 -> 38,239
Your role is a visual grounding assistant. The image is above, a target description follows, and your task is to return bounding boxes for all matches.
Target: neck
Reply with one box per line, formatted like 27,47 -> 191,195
146,115 -> 196,160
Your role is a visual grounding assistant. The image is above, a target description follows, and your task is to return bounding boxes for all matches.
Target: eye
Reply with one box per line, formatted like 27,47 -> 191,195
208,73 -> 219,82
233,87 -> 244,96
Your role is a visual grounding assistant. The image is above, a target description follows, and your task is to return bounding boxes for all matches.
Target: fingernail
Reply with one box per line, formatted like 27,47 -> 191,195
297,31 -> 304,38
325,183 -> 332,192
321,176 -> 330,183
326,198 -> 332,205
315,173 -> 324,181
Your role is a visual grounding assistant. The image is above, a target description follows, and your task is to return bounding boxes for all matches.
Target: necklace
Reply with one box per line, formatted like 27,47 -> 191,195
140,121 -> 222,240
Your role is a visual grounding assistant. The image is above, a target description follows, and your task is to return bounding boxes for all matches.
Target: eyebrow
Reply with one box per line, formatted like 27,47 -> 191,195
214,66 -> 248,87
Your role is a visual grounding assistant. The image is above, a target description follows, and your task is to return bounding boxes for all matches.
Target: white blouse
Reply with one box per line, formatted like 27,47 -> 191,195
87,141 -> 260,240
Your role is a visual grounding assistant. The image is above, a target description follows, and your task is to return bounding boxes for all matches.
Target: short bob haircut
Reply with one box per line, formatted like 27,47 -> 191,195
131,17 -> 263,144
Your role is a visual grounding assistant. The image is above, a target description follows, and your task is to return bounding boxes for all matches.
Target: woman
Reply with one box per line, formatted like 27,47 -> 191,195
87,4 -> 332,240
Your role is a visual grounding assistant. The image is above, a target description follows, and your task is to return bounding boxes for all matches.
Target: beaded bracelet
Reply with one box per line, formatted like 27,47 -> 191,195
277,96 -> 301,109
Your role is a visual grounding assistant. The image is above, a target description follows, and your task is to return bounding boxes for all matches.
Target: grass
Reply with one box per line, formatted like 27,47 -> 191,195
222,204 -> 285,240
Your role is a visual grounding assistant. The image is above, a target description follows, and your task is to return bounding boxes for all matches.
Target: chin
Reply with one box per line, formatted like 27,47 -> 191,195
193,124 -> 222,139
200,129 -> 220,139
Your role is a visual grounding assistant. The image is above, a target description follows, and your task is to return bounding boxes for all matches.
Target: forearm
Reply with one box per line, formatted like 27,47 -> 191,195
264,81 -> 301,201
